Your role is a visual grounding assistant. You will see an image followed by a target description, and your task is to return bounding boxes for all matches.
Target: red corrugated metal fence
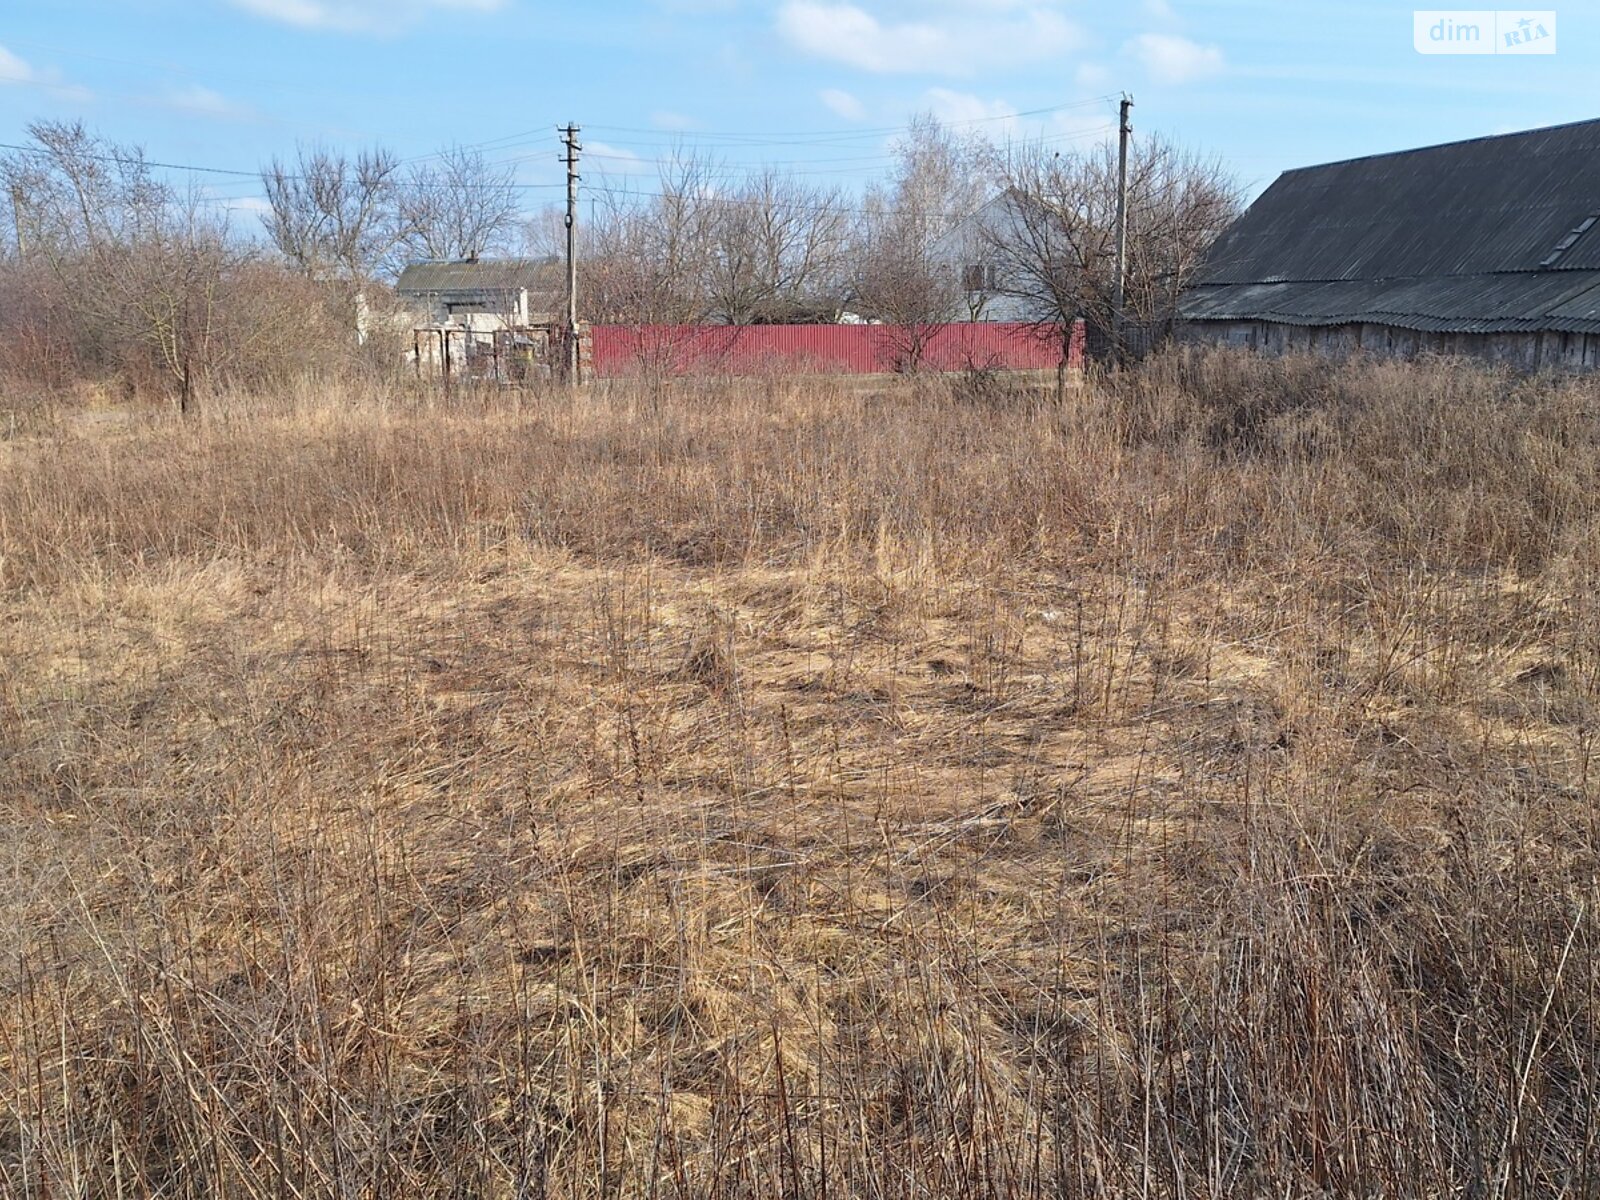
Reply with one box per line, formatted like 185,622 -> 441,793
589,321 -> 1084,379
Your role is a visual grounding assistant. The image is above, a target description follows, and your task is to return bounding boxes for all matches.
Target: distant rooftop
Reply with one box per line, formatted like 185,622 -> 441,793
396,258 -> 563,294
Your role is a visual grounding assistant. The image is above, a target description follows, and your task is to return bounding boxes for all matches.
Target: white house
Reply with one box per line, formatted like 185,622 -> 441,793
933,192 -> 1056,324
397,257 -> 568,380
395,257 -> 564,333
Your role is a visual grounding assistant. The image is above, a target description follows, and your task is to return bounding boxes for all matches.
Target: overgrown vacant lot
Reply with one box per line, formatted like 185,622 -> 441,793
4,354 -> 1600,1197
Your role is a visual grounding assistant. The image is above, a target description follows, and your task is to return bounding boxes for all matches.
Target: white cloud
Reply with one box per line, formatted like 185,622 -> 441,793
0,43 -> 93,102
0,44 -> 41,85
229,0 -> 508,33
776,1 -> 1082,75
160,84 -> 254,120
1127,32 -> 1224,84
819,87 -> 866,120
585,141 -> 651,176
1075,63 -> 1111,90
923,87 -> 1016,131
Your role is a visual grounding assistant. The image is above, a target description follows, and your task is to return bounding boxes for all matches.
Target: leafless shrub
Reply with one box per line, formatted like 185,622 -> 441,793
1,122 -> 254,408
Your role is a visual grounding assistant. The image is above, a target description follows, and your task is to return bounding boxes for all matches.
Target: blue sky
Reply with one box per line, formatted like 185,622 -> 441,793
0,0 -> 1593,227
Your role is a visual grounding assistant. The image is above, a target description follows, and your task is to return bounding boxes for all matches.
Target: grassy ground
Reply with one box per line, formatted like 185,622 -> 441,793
4,353 -> 1600,1197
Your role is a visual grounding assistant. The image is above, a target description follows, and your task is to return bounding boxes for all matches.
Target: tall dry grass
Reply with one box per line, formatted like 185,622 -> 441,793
3,351 -> 1600,1197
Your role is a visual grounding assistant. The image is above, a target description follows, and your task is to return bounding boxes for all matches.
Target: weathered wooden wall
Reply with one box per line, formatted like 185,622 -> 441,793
1182,321 -> 1600,371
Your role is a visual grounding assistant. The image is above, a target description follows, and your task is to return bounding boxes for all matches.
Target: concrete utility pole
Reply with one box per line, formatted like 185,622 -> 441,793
1112,93 -> 1134,364
559,122 -> 582,383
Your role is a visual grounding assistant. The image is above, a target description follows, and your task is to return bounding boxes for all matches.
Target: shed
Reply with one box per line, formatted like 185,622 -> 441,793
1181,119 -> 1600,369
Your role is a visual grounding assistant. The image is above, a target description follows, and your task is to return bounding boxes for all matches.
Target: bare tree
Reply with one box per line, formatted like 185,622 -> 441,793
260,145 -> 403,282
260,145 -> 406,346
704,170 -> 851,324
0,123 -> 251,408
986,134 -> 1241,361
399,145 -> 520,262
1,121 -> 170,267
851,115 -> 992,368
583,154 -> 722,327
577,117 -> 993,353
1123,140 -> 1241,345
107,194 -> 240,411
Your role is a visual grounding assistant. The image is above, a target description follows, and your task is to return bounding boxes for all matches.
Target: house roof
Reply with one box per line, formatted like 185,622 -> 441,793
1182,118 -> 1600,333
396,258 -> 564,295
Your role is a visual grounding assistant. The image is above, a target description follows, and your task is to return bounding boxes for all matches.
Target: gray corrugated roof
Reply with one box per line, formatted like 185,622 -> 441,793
1182,118 -> 1600,332
396,258 -> 563,295
1183,272 -> 1600,334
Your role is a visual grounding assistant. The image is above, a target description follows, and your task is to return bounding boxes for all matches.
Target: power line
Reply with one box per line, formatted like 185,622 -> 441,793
0,140 -> 568,193
0,139 -> 259,178
1,91 -> 1122,188
0,112 -> 1123,218
509,125 -> 1119,177
579,180 -> 999,223
399,129 -> 559,166
582,97 -> 1121,143
412,96 -> 1122,166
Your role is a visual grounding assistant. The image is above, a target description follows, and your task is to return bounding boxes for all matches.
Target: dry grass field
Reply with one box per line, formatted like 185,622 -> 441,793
4,352 -> 1600,1197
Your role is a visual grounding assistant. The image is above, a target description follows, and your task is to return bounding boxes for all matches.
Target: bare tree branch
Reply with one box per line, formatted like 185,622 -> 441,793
399,146 -> 520,263
851,115 -> 992,368
260,145 -> 403,283
987,134 -> 1241,359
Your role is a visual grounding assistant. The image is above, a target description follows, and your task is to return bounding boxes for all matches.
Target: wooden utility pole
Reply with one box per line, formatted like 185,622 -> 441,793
1112,94 -> 1134,364
559,122 -> 582,383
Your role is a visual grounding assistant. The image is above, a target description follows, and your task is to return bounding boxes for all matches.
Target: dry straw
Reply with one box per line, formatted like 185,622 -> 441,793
3,350 -> 1599,1196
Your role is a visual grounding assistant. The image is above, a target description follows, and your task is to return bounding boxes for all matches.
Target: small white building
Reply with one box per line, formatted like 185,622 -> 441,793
397,257 -> 567,380
395,257 -> 564,333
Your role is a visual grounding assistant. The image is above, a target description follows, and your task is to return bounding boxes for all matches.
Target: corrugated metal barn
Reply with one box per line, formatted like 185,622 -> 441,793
1181,119 -> 1600,369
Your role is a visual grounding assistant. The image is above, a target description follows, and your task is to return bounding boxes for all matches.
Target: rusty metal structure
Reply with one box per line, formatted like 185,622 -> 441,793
409,324 -> 565,384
